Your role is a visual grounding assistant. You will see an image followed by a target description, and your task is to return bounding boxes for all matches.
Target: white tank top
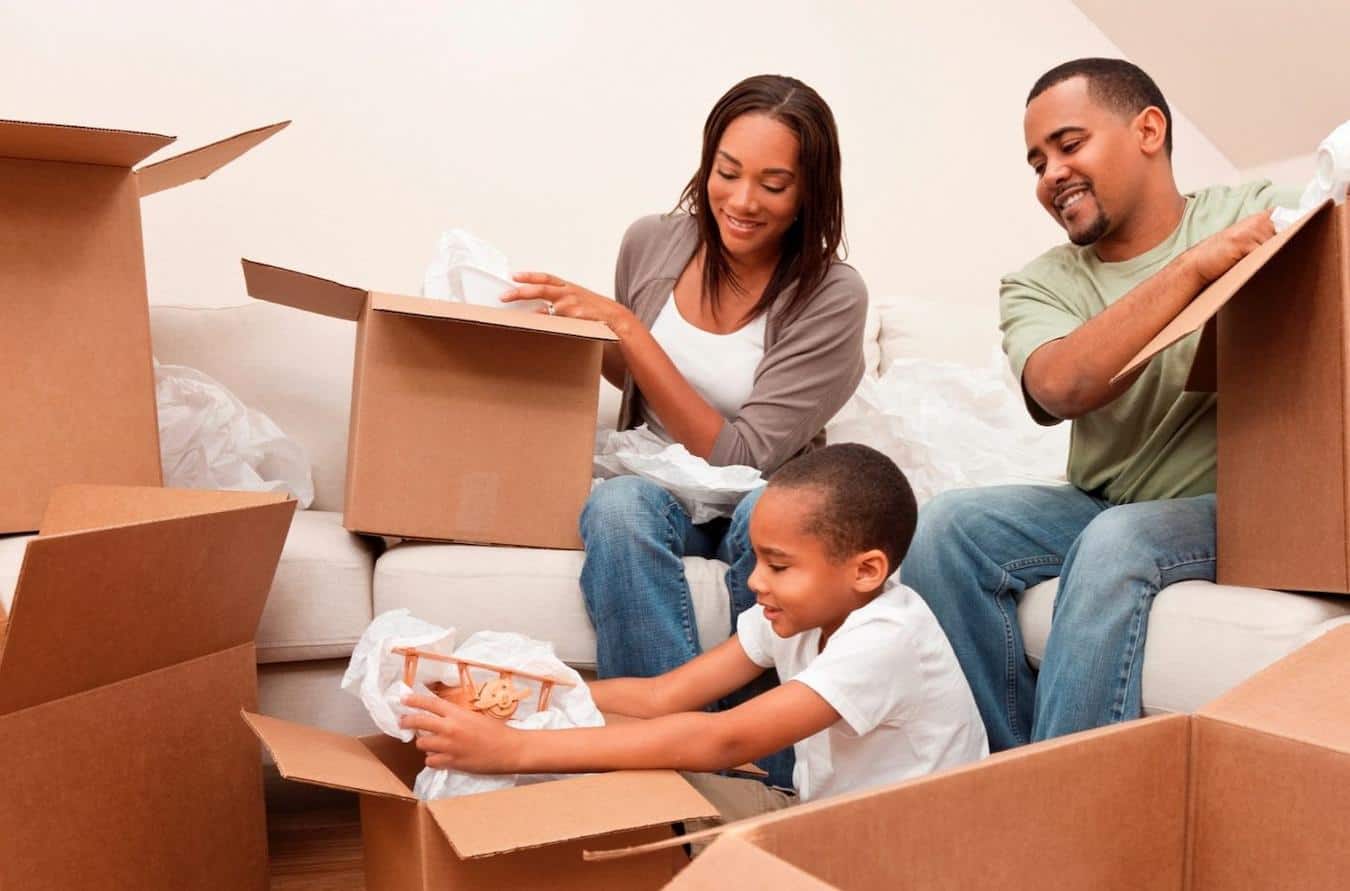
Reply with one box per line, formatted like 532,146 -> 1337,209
643,292 -> 767,441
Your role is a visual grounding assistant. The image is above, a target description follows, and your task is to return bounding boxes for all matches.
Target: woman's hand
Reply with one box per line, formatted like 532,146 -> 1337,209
502,272 -> 635,336
400,693 -> 523,774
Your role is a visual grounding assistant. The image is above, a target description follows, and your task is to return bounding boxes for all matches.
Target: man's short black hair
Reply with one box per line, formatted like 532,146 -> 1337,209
767,443 -> 917,579
1027,57 -> 1173,155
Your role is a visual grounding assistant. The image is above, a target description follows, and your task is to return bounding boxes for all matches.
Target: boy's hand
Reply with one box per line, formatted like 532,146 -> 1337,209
400,693 -> 522,774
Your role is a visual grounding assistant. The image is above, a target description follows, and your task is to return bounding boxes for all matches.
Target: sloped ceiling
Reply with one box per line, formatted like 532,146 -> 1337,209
1073,0 -> 1349,167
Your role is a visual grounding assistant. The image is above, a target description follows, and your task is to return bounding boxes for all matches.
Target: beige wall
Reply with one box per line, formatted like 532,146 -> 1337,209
3,0 -> 1240,339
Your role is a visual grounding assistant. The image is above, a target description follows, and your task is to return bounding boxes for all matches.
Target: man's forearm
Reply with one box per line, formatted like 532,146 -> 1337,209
1028,250 -> 1209,418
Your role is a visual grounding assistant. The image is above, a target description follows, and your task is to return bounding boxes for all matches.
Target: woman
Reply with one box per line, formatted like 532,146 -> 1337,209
503,75 -> 867,783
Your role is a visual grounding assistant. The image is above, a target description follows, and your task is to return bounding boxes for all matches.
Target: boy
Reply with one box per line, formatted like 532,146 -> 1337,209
401,444 -> 988,820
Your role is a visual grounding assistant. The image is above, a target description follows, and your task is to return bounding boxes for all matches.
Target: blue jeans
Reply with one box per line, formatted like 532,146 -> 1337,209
580,476 -> 793,787
900,484 -> 1216,752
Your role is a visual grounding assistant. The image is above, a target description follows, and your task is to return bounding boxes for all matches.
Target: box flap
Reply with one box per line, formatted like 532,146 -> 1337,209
369,291 -> 619,342
241,259 -> 368,321
242,712 -> 416,800
0,118 -> 173,167
1183,319 -> 1218,392
425,770 -> 718,859
39,484 -> 288,535
1113,201 -> 1334,383
136,121 -> 289,197
664,835 -> 837,890
1197,624 -> 1350,754
0,496 -> 293,714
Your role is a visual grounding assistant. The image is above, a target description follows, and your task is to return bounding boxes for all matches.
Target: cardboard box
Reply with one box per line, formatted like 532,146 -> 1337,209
0,117 -> 288,534
244,711 -> 720,889
590,625 -> 1350,890
1118,200 -> 1350,591
240,259 -> 617,548
0,485 -> 295,890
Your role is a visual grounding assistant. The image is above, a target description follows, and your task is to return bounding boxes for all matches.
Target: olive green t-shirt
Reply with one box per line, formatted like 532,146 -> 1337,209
1000,181 -> 1299,505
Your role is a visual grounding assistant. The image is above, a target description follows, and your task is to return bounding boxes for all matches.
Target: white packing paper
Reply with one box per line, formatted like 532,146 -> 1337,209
421,227 -> 550,312
1272,119 -> 1350,232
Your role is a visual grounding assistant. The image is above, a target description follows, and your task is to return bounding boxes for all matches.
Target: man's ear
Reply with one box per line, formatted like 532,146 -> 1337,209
1134,106 -> 1169,158
851,549 -> 890,595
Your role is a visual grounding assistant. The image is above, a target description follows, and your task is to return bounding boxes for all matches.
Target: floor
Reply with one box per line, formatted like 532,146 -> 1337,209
266,781 -> 365,890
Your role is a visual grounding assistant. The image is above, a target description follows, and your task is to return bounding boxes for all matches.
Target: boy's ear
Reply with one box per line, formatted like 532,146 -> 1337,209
851,549 -> 890,594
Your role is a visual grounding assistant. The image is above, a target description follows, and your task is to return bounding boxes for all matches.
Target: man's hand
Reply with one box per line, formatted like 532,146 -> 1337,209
1186,211 -> 1277,285
400,693 -> 523,773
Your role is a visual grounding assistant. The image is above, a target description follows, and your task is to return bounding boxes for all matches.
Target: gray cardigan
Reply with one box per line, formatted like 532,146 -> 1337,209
613,213 -> 868,474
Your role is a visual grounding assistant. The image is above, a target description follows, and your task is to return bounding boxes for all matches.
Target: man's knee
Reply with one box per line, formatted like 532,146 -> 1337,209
1074,498 -> 1215,573
729,486 -> 765,535
581,475 -> 673,543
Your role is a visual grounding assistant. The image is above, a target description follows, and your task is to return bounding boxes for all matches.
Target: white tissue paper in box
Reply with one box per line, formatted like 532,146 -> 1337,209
421,227 -> 550,313
827,350 -> 1069,505
593,425 -> 766,524
1272,120 -> 1350,232
412,630 -> 604,800
155,360 -> 315,508
341,609 -> 459,741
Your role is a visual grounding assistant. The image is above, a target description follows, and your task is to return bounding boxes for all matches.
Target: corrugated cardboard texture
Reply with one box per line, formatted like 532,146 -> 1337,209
39,483 -> 287,534
0,159 -> 161,532
426,770 -> 719,858
361,795 -> 430,891
244,712 -> 415,800
0,645 -> 268,890
721,717 -> 1190,891
667,835 -> 838,890
0,118 -> 172,166
1188,718 -> 1350,890
0,497 -> 294,714
369,291 -> 619,342
136,121 -> 289,197
1216,203 -> 1348,591
242,258 -> 368,322
344,308 -> 603,548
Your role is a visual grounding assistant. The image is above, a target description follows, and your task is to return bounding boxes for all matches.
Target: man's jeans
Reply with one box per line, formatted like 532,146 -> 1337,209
901,484 -> 1216,752
579,477 -> 793,786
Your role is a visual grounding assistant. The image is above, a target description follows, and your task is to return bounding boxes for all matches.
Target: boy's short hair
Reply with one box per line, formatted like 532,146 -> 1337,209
768,443 -> 917,576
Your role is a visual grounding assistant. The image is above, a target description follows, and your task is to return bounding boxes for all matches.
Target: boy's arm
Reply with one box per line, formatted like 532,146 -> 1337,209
402,677 -> 840,776
589,636 -> 769,718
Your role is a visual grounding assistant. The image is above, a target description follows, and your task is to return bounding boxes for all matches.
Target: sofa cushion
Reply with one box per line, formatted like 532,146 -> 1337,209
372,542 -> 732,670
256,510 -> 380,664
0,512 -> 376,665
875,294 -> 1000,372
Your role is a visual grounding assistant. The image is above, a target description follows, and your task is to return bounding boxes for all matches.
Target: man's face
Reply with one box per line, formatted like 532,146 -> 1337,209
1024,76 -> 1145,247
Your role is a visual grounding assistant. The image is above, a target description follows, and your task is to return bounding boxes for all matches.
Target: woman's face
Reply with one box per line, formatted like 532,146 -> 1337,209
706,112 -> 802,263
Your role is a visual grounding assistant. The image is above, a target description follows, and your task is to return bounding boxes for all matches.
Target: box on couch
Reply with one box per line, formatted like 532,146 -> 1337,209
0,485 -> 295,890
241,259 -> 617,549
0,118 -> 288,534
1119,200 -> 1350,592
245,711 -> 718,890
593,625 -> 1350,890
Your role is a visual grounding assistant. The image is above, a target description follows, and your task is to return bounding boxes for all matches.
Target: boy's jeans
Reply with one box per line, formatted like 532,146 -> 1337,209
579,477 -> 793,786
901,484 -> 1216,752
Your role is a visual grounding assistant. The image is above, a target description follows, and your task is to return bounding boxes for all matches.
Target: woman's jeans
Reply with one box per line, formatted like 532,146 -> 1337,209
580,476 -> 793,787
901,484 -> 1216,752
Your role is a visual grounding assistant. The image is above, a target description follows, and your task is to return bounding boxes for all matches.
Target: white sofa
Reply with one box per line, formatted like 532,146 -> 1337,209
3,295 -> 1348,737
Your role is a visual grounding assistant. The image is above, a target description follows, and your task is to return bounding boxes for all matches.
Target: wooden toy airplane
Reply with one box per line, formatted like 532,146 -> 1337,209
393,647 -> 575,720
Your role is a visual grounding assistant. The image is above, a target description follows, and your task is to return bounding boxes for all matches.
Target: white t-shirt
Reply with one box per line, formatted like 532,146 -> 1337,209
736,578 -> 989,801
644,293 -> 766,439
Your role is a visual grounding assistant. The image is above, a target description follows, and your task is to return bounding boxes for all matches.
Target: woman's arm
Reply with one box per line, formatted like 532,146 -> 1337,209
401,677 -> 839,775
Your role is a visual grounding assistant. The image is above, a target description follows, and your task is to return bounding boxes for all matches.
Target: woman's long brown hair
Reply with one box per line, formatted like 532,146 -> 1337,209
678,74 -> 845,324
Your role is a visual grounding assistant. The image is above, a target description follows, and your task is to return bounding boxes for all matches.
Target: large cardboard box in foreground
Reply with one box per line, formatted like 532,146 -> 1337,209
0,118 -> 288,534
1119,200 -> 1350,592
0,485 -> 295,890
241,259 -> 618,548
245,711 -> 719,889
605,625 -> 1350,890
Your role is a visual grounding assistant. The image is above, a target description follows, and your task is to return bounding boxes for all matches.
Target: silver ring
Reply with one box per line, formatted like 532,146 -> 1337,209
546,302 -> 557,316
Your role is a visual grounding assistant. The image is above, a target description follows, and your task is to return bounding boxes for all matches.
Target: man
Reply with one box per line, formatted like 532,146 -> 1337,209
901,58 -> 1298,751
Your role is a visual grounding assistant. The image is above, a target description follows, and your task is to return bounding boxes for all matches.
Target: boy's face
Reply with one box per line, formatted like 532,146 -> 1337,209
746,486 -> 883,641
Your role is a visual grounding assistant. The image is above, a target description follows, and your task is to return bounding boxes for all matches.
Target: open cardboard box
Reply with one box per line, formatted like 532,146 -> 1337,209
587,624 -> 1350,890
1117,200 -> 1350,592
0,118 -> 288,534
0,485 -> 295,890
241,259 -> 617,549
244,711 -> 719,890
